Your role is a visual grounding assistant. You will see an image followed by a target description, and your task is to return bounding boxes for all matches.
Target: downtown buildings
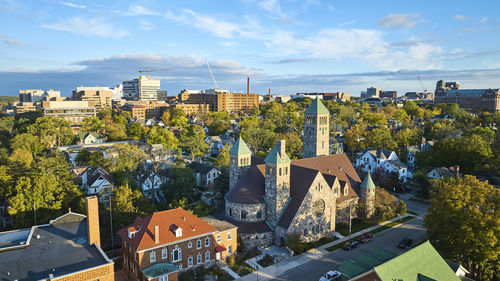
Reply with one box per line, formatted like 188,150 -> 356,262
434,80 -> 500,111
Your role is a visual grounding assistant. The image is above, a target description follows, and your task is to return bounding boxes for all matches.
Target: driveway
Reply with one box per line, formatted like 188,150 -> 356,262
269,217 -> 427,281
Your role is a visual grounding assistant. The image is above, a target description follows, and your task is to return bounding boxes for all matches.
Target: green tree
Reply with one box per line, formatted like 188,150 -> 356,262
394,127 -> 421,147
10,133 -> 44,156
162,110 -> 171,126
81,116 -> 104,133
365,127 -> 396,150
160,168 -> 196,203
179,125 -> 208,161
111,183 -> 155,229
147,125 -> 179,150
427,120 -> 460,141
393,109 -> 410,124
170,109 -> 188,127
126,122 -> 148,140
397,201 -> 406,215
213,144 -> 230,168
424,176 -> 499,281
403,101 -> 424,119
26,116 -> 74,148
344,124 -> 367,152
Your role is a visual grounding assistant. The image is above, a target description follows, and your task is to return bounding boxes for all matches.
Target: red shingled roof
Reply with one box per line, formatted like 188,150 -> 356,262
118,208 -> 218,251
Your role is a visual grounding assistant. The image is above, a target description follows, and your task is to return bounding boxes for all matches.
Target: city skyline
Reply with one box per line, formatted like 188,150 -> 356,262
1,0 -> 500,96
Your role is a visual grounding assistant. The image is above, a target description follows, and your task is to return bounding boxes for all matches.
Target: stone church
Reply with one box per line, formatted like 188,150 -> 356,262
224,98 -> 375,248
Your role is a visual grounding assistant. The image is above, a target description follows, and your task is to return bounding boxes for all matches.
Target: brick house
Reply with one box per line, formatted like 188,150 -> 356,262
118,208 -> 237,281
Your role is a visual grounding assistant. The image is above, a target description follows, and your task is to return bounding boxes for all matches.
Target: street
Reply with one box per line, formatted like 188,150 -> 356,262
269,217 -> 427,281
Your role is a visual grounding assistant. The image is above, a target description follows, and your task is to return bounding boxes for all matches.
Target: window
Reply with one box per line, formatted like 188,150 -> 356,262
285,167 -> 288,175
188,241 -> 192,249
279,168 -> 282,176
197,253 -> 202,264
205,251 -> 210,262
150,251 -> 156,262
171,248 -> 181,262
217,235 -> 221,243
228,207 -> 232,217
188,256 -> 193,267
159,276 -> 169,281
241,210 -> 247,220
162,248 -> 167,259
227,232 -> 232,240
228,245 -> 232,254
256,210 -> 262,219
205,237 -> 210,247
197,239 -> 202,249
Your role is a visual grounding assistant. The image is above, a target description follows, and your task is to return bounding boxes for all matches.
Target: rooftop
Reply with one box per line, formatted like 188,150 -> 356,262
229,136 -> 252,155
0,213 -> 111,281
200,216 -> 237,231
304,97 -> 330,115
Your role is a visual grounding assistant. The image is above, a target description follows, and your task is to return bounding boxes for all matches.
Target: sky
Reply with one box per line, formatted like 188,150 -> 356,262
1,0 -> 500,97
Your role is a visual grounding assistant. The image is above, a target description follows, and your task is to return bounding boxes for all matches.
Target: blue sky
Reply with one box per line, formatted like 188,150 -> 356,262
1,0 -> 499,97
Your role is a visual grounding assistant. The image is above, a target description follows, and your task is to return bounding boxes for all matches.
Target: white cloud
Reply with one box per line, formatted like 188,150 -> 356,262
4,39 -> 21,45
480,17 -> 488,24
338,20 -> 356,27
453,14 -> 469,21
165,9 -> 240,39
138,20 -> 154,31
378,13 -> 422,29
59,1 -> 86,9
123,4 -> 160,16
42,17 -> 128,39
258,0 -> 285,17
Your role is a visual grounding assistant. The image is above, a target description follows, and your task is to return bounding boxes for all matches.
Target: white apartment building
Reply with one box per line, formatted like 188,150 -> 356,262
356,148 -> 409,182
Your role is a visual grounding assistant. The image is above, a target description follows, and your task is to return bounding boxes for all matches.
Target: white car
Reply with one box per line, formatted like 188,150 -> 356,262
319,270 -> 342,281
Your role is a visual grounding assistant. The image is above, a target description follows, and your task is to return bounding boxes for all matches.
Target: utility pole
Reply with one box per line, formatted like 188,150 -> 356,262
109,197 -> 114,252
33,200 -> 37,225
348,201 -> 352,241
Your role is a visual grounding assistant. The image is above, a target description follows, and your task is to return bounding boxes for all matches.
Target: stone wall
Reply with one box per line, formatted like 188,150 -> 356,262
336,198 -> 359,222
240,232 -> 273,249
225,201 -> 266,222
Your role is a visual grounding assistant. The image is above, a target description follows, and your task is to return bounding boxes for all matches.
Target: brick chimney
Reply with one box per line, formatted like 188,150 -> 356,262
278,140 -> 286,159
85,196 -> 101,247
247,77 -> 250,94
154,225 -> 160,244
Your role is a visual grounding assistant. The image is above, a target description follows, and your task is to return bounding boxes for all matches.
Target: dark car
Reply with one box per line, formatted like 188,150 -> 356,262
342,240 -> 359,251
357,233 -> 373,244
398,237 -> 413,249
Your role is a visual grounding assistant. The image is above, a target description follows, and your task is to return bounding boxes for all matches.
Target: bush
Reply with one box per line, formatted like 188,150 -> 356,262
397,201 -> 407,215
257,254 -> 274,267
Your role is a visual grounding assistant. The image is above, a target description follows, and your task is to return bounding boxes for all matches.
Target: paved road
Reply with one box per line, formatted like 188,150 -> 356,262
270,217 -> 427,281
398,191 -> 430,216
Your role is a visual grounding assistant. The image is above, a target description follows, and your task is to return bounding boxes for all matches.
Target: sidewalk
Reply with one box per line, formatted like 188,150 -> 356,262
237,214 -> 414,281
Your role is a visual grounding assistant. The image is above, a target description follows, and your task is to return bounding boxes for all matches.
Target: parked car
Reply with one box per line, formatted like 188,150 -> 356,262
319,270 -> 342,281
398,237 -> 413,249
357,233 -> 373,244
342,240 -> 359,251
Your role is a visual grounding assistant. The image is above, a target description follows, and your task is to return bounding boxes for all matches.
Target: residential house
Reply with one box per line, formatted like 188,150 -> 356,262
0,196 -> 115,281
80,166 -> 115,202
205,136 -> 223,155
118,208 -> 237,281
427,166 -> 460,179
341,241 -> 461,281
78,132 -> 105,144
188,162 -> 220,189
356,149 -> 409,182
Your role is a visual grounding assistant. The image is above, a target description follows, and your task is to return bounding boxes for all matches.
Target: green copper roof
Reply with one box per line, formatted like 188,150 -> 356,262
374,241 -> 460,281
338,247 -> 396,280
305,97 -> 330,115
360,172 -> 376,189
229,136 -> 252,155
264,142 -> 291,164
142,262 -> 179,279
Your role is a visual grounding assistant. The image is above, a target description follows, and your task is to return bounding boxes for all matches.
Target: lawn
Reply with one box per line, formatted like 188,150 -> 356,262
335,218 -> 379,236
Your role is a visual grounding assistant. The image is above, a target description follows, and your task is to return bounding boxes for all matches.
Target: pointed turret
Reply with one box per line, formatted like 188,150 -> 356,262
360,172 -> 375,189
229,136 -> 252,189
303,97 -> 330,158
359,172 -> 376,218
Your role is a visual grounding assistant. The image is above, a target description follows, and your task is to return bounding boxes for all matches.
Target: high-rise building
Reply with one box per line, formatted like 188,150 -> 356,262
19,89 -> 60,102
122,76 -> 160,101
434,80 -> 500,111
72,86 -> 113,110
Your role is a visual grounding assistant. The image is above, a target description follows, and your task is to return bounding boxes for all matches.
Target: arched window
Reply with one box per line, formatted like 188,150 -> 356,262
171,247 -> 181,262
197,253 -> 202,264
241,210 -> 247,220
279,168 -> 282,176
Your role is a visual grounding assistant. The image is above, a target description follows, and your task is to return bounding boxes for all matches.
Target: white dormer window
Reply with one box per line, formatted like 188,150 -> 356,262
170,224 -> 182,237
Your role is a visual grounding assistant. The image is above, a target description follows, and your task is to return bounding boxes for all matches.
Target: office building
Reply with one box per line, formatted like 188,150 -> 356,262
14,102 -> 38,114
41,101 -> 97,126
19,89 -> 60,102
177,89 -> 259,114
379,91 -> 398,99
434,80 -> 500,111
294,92 -> 351,102
119,101 -> 169,119
73,87 -> 113,110
123,76 -> 160,101
362,88 -> 397,99
0,196 -> 115,281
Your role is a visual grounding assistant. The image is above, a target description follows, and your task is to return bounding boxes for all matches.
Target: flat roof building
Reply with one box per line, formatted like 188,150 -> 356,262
73,86 -> 113,110
177,89 -> 259,114
19,89 -> 60,102
435,80 -> 500,111
41,100 -> 97,126
123,76 -> 160,101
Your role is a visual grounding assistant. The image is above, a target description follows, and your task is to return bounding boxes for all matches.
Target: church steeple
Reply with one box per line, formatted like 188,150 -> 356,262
303,97 -> 330,158
359,172 -> 376,218
229,136 -> 252,189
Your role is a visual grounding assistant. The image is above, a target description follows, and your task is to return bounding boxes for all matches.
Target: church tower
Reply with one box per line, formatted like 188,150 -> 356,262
229,136 -> 252,189
264,140 -> 291,227
303,97 -> 330,158
359,172 -> 376,218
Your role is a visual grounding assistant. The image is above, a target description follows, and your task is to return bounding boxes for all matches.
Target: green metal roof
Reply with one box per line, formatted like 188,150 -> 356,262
229,136 -> 252,155
374,241 -> 461,281
142,262 -> 179,279
360,172 -> 376,189
264,143 -> 291,164
304,97 -> 330,115
338,247 -> 396,280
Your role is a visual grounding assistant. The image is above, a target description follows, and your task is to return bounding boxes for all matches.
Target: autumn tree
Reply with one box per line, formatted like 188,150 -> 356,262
344,124 -> 367,152
424,176 -> 499,280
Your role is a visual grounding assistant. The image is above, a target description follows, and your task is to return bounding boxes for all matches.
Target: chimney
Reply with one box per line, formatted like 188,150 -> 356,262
278,140 -> 286,159
85,196 -> 101,247
247,77 -> 250,94
154,225 -> 160,244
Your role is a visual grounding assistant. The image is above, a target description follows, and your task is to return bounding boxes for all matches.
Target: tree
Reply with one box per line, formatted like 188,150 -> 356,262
403,101 -> 424,119
397,201 -> 406,215
374,187 -> 398,220
179,125 -> 208,161
393,109 -> 410,124
111,183 -> 155,229
170,109 -> 188,127
81,116 -> 104,133
394,127 -> 421,147
10,133 -> 44,156
162,110 -> 171,126
213,144 -> 230,168
160,168 -> 196,203
26,116 -> 74,148
427,120 -> 460,141
208,120 -> 229,136
365,127 -> 396,150
127,122 -> 148,140
213,166 -> 229,195
344,124 -> 367,152
147,125 -> 179,150
424,176 -> 499,280
107,143 -> 147,177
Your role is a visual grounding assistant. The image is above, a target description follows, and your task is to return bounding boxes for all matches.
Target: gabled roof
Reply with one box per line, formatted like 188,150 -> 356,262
387,159 -> 407,170
360,173 -> 375,189
78,131 -> 102,142
118,208 -> 218,251
188,162 -> 218,174
87,166 -> 114,187
364,149 -> 394,160
374,241 -> 460,281
229,136 -> 252,155
264,142 -> 291,164
305,97 -> 329,115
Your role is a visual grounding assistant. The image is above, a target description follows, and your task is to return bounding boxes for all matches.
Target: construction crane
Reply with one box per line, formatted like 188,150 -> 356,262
206,60 -> 220,89
138,66 -> 172,79
417,75 -> 428,93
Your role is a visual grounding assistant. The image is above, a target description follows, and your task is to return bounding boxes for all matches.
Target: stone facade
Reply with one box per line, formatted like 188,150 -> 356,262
303,99 -> 330,158
336,198 -> 360,221
240,232 -> 274,249
264,145 -> 291,227
229,153 -> 251,190
359,188 -> 375,218
225,201 -> 266,222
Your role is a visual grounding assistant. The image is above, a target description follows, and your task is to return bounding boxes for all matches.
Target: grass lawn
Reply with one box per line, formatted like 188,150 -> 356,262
335,219 -> 379,236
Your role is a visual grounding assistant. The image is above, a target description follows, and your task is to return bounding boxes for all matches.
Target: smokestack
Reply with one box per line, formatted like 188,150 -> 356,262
154,225 -> 160,244
247,77 -> 250,94
85,196 -> 101,247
